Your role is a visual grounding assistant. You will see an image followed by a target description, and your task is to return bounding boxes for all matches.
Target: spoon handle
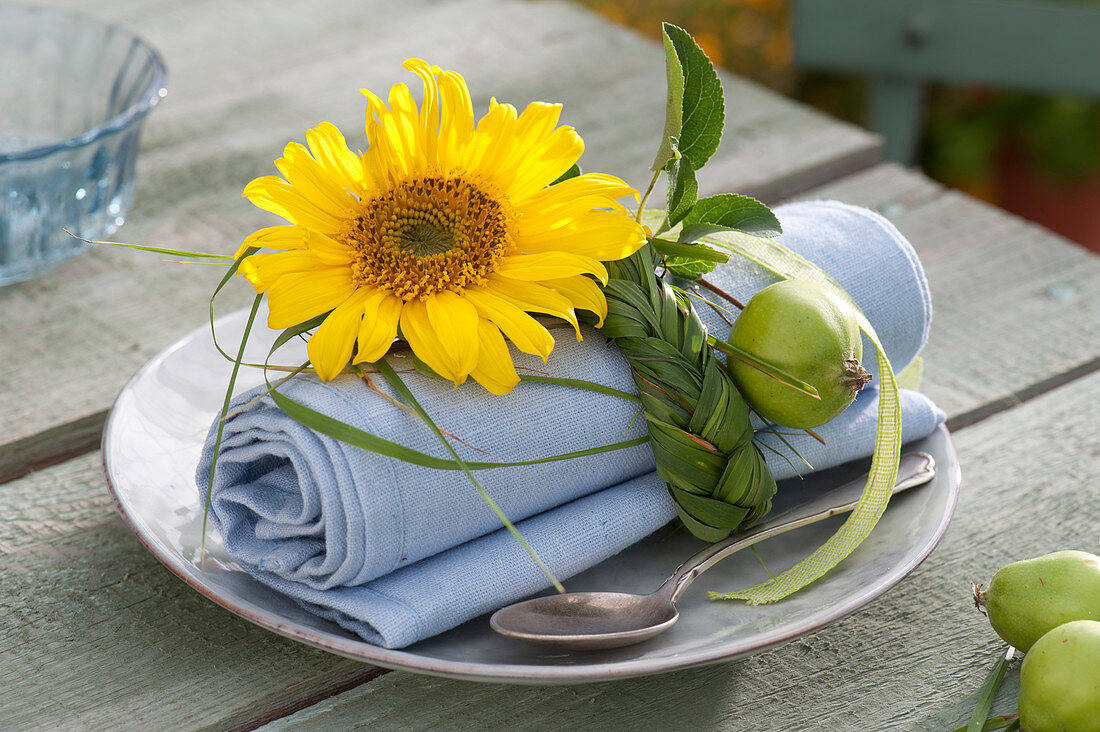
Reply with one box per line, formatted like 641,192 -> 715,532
658,452 -> 936,604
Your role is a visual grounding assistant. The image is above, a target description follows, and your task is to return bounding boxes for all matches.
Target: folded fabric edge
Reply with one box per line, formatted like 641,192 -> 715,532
226,388 -> 944,648
239,472 -> 677,648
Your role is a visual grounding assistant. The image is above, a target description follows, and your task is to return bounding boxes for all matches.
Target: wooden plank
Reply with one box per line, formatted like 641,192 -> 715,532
0,452 -> 384,731
256,369 -> 1100,731
786,163 -> 1100,422
0,0 -> 878,470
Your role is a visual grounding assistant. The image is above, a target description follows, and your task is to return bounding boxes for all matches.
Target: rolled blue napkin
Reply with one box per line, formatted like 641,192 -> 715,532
198,201 -> 945,648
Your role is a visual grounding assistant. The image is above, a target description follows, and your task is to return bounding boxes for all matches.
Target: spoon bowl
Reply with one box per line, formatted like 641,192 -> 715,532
491,452 -> 935,651
491,591 -> 680,650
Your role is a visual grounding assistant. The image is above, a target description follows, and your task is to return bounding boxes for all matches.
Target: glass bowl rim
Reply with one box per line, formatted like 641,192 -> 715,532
0,4 -> 167,164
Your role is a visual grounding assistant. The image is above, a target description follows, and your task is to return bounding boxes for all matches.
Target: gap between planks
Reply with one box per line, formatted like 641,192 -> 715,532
222,667 -> 388,732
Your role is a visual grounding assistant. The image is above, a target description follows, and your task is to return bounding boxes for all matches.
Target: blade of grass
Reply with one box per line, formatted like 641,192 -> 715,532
951,716 -> 1020,732
708,334 -> 820,399
372,360 -> 564,593
201,293 -> 264,567
264,382 -> 649,470
966,646 -> 1016,732
519,375 -> 641,402
759,422 -> 813,474
65,231 -> 236,259
208,247 -> 260,364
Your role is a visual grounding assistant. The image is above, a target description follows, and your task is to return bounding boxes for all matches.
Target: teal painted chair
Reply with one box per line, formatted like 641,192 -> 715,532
792,0 -> 1100,164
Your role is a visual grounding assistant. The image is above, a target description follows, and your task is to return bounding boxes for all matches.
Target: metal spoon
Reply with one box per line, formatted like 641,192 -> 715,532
490,452 -> 936,651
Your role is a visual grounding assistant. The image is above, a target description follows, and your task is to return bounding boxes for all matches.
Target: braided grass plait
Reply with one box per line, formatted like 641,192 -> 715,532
601,243 -> 776,543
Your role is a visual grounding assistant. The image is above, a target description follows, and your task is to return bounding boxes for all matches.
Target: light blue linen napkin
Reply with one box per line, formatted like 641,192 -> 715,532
198,201 -> 945,648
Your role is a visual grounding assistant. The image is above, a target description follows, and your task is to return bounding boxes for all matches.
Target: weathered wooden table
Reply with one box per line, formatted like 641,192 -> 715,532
3,1 -> 1099,729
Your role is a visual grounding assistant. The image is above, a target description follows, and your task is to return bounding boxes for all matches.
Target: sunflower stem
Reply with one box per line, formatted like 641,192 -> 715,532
635,169 -> 662,224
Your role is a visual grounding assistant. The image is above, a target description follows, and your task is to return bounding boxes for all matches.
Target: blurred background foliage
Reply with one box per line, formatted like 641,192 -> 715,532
572,0 -> 1100,250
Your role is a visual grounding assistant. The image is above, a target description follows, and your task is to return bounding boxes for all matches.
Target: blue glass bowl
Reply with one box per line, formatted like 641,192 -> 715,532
0,5 -> 167,286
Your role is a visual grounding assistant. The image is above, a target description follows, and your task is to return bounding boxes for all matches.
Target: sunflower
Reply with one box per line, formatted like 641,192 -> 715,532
237,59 -> 646,394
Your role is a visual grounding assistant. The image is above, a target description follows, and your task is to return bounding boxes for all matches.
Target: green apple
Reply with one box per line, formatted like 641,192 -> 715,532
726,279 -> 870,429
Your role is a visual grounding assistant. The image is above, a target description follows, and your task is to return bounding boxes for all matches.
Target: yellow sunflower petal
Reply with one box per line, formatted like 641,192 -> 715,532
543,275 -> 608,327
265,267 -> 356,329
515,172 -> 638,209
487,275 -> 581,338
463,287 -> 555,360
276,142 -> 359,218
307,288 -> 373,381
360,90 -> 393,190
469,321 -> 520,395
436,69 -> 475,170
385,81 -> 425,175
236,225 -> 306,258
476,102 -> 562,190
497,252 -> 607,284
512,173 -> 638,234
424,290 -> 480,380
306,121 -> 367,194
238,249 -> 328,293
458,99 -> 516,174
517,209 -> 647,261
243,176 -> 344,233
403,58 -> 439,166
237,226 -> 353,266
353,290 -> 403,364
302,229 -> 354,266
360,139 -> 390,191
399,298 -> 463,384
501,127 -> 584,200
517,195 -> 629,234
361,85 -> 416,183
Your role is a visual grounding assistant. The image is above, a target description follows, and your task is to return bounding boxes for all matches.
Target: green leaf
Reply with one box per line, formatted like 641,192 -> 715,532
662,24 -> 725,170
551,163 -> 581,186
664,150 -> 698,230
950,718 -> 1020,732
649,237 -> 729,263
650,29 -> 685,172
681,194 -> 782,239
664,256 -> 719,281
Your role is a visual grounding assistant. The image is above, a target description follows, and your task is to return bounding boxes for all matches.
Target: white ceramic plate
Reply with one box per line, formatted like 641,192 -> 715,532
103,307 -> 960,684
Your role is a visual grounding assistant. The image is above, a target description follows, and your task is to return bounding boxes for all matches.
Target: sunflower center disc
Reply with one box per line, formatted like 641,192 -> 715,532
396,221 -> 455,257
340,176 -> 514,300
